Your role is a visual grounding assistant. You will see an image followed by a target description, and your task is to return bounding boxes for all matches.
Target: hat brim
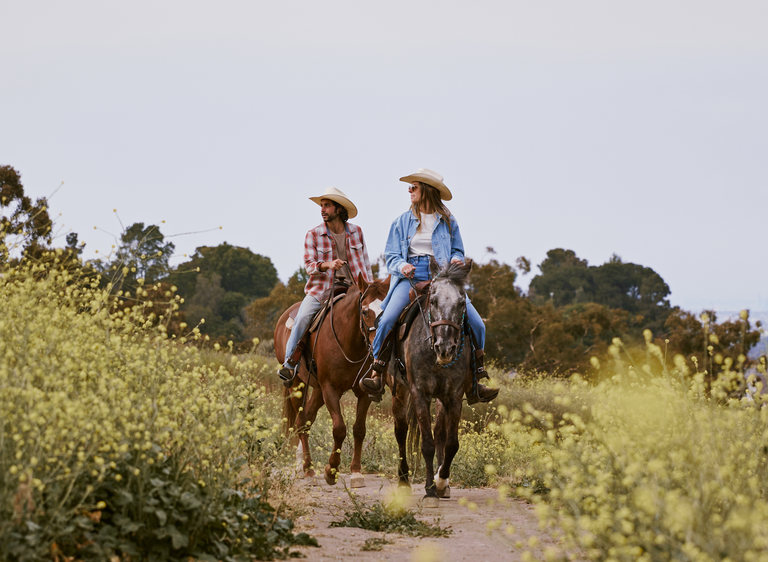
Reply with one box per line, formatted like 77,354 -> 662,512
309,194 -> 358,219
399,174 -> 452,201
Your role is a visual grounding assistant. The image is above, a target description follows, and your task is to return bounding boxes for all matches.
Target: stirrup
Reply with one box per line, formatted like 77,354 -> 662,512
360,360 -> 386,399
278,362 -> 298,388
466,382 -> 499,405
474,349 -> 488,380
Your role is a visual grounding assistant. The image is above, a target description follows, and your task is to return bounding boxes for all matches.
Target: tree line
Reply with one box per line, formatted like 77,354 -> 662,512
2,164 -> 762,376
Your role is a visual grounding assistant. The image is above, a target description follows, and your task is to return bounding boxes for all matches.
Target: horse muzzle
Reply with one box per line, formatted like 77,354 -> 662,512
430,319 -> 462,365
433,339 -> 459,365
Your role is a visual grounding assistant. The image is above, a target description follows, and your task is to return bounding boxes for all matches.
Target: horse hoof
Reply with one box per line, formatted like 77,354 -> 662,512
350,472 -> 365,488
422,496 -> 440,509
324,465 -> 338,486
397,480 -> 411,490
436,485 -> 451,499
304,469 -> 316,478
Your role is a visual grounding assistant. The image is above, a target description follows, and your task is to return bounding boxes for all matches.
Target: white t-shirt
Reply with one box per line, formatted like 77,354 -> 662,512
408,212 -> 437,259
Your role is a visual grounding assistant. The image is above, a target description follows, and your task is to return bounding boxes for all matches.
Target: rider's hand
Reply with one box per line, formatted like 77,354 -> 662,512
324,259 -> 346,272
402,263 -> 416,278
451,258 -> 464,265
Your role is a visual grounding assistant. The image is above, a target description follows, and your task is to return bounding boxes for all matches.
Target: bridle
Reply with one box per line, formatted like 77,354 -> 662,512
327,269 -> 376,365
424,277 -> 467,368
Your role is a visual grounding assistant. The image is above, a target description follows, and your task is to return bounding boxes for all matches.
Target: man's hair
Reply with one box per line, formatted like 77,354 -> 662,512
411,182 -> 451,234
333,202 -> 349,223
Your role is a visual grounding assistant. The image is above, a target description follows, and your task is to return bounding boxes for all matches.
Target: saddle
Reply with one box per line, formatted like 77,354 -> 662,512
283,282 -> 350,382
286,287 -> 348,333
397,279 -> 432,342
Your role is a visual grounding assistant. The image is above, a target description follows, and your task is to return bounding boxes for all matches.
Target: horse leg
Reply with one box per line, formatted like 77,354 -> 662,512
299,385 -> 325,477
349,394 -> 372,488
412,393 -> 439,507
433,400 -> 446,474
392,382 -> 411,489
433,400 -> 450,498
322,387 -> 346,485
436,396 -> 463,499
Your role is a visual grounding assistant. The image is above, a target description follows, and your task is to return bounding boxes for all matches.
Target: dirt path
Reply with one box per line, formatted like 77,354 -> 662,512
291,473 -> 568,561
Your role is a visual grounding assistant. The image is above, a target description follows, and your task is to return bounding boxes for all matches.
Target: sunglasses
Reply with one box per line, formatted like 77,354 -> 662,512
408,184 -> 420,192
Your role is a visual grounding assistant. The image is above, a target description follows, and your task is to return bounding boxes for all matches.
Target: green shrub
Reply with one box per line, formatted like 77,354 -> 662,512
0,260 -> 312,560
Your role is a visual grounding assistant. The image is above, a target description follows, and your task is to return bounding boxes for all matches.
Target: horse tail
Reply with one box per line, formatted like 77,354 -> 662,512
405,394 -> 422,478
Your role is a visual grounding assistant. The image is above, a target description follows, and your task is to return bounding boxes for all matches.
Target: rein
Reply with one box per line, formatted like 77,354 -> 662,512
408,276 -> 433,344
328,269 -> 373,365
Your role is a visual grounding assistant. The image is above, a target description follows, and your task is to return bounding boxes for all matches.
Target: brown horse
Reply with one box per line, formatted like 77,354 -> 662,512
274,273 -> 390,486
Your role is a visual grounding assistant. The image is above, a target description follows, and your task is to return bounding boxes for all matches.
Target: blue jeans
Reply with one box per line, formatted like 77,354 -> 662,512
371,256 -> 485,360
283,294 -> 322,367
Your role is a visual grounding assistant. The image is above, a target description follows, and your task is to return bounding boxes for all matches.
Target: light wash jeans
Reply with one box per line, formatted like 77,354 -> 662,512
371,255 -> 485,361
283,294 -> 322,367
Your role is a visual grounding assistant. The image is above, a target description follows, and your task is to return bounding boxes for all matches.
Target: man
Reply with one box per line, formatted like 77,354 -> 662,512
278,187 -> 374,385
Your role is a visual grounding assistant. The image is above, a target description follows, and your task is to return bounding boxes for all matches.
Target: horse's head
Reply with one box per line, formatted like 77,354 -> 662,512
357,273 -> 390,345
428,258 -> 472,365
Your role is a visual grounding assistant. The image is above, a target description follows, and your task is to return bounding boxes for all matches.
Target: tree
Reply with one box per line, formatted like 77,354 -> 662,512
466,259 -> 521,319
245,269 -> 307,341
167,243 -> 279,301
591,260 -> 671,333
528,249 -> 672,335
528,249 -> 593,307
65,233 -> 84,258
183,273 -> 245,340
0,165 -> 52,262
92,222 -> 175,291
663,309 -> 761,379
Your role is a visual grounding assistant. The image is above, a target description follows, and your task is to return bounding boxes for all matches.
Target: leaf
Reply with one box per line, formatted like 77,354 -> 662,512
167,524 -> 189,549
113,513 -> 143,533
190,553 -> 219,562
115,490 -> 134,506
155,508 -> 167,526
149,477 -> 166,489
180,491 -> 202,510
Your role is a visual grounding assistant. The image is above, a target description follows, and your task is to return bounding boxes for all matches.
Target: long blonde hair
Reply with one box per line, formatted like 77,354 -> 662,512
411,182 -> 452,234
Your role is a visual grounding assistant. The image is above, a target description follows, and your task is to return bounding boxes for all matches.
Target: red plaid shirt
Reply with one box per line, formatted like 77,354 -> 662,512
303,222 -> 373,300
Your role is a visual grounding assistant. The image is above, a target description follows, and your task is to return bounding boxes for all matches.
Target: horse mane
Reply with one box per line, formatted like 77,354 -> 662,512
434,260 -> 471,287
370,277 -> 390,298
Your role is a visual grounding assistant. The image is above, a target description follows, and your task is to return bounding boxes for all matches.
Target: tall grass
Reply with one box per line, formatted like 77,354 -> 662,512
475,348 -> 768,561
0,259 -> 313,560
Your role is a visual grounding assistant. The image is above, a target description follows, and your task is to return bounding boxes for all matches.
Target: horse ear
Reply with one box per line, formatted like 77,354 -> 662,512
464,258 -> 473,275
429,256 -> 441,277
357,272 -> 368,293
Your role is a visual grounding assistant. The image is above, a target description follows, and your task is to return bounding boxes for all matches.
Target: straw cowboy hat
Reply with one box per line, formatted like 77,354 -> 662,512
309,187 -> 358,219
399,168 -> 452,201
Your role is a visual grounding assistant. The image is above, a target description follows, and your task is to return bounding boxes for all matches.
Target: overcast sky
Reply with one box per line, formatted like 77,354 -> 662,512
3,1 -> 767,314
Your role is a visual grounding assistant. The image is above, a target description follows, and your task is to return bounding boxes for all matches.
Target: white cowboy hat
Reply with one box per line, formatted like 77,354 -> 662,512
399,168 -> 452,201
309,187 -> 358,219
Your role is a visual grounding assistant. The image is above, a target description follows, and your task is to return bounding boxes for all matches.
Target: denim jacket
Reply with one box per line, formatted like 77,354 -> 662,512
381,210 -> 465,310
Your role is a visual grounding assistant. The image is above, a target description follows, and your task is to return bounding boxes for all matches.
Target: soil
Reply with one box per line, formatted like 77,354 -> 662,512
290,473 -> 572,561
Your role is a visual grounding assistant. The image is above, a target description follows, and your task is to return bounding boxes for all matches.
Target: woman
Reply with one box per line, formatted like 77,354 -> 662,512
360,168 -> 498,404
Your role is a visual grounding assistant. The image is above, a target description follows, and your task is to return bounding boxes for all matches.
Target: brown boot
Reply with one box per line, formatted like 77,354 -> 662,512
360,360 -> 386,394
278,361 -> 298,388
466,382 -> 499,405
